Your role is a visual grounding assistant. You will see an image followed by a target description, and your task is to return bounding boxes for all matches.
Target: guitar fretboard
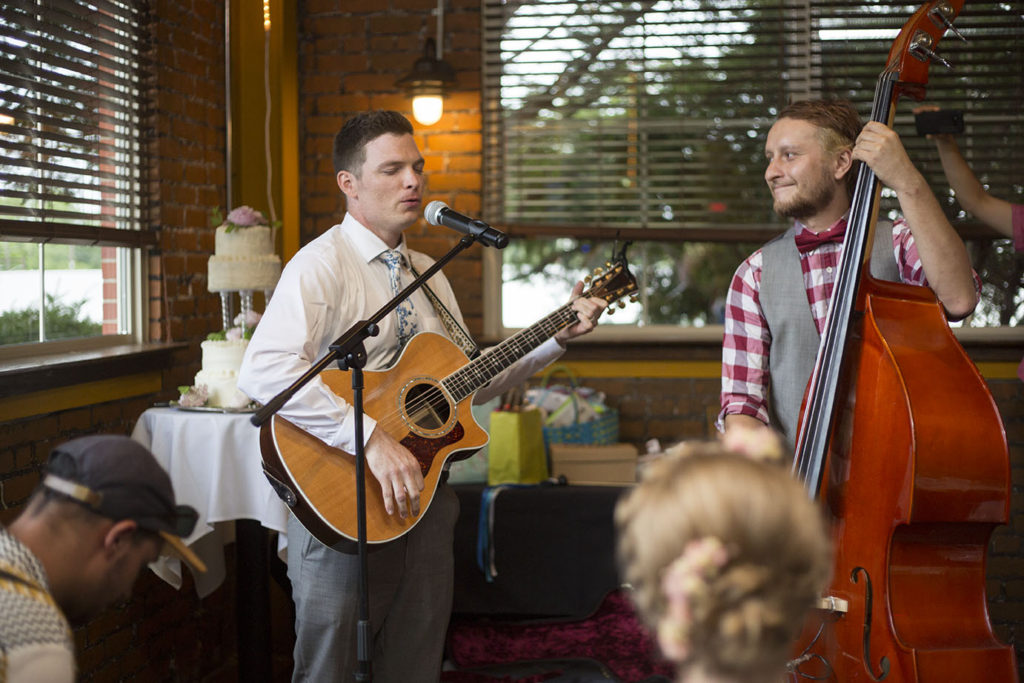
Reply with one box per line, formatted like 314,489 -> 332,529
443,305 -> 578,402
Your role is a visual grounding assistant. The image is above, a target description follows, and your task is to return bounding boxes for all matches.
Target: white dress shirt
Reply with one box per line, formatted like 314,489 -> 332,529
238,214 -> 564,453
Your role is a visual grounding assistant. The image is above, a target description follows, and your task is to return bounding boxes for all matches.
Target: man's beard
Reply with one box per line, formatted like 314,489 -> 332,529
772,169 -> 837,220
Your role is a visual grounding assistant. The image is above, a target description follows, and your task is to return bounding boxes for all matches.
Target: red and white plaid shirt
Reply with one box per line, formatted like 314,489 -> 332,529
719,215 -> 950,427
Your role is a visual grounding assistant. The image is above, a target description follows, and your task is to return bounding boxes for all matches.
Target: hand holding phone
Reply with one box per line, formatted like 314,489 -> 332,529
915,109 -> 964,136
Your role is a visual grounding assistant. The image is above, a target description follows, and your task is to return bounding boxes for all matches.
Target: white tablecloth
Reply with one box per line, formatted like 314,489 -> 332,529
131,407 -> 290,598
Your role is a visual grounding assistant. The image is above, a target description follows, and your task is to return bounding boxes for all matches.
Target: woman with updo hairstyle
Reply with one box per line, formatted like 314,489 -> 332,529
615,427 -> 832,683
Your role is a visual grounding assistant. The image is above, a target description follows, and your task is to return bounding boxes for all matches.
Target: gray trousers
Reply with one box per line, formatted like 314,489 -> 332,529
286,483 -> 460,683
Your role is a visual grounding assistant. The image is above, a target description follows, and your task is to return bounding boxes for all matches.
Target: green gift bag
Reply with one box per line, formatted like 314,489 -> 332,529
487,408 -> 549,485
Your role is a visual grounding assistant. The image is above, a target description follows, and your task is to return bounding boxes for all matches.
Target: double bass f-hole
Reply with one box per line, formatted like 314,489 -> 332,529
852,566 -> 891,681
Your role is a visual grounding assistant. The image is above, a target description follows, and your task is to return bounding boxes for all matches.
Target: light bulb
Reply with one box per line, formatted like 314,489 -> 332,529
412,94 -> 444,126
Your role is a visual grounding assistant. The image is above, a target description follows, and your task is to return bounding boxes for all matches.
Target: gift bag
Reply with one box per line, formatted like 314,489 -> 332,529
487,407 -> 549,485
529,364 -> 619,449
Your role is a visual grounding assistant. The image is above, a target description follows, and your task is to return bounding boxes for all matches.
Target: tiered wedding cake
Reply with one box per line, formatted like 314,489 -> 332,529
179,206 -> 278,409
207,206 -> 281,292
188,313 -> 260,409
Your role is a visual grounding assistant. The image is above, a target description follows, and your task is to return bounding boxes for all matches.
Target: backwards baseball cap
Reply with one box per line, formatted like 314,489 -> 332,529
42,434 -> 207,574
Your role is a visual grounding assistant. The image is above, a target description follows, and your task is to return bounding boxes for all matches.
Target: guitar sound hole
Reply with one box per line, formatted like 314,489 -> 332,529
403,382 -> 451,431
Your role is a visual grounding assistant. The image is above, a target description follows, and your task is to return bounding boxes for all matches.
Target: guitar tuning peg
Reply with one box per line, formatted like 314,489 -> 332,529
604,261 -> 612,268
617,300 -> 626,309
928,3 -> 966,42
583,275 -> 592,285
592,267 -> 603,275
606,308 -> 616,316
629,294 -> 639,303
909,31 -> 952,69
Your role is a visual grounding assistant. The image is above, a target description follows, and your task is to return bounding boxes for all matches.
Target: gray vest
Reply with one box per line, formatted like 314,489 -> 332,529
760,222 -> 900,448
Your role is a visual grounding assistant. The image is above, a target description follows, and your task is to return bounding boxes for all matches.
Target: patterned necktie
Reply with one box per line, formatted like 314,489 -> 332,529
379,249 -> 418,348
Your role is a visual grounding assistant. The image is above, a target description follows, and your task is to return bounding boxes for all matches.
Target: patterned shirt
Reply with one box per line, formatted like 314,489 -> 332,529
720,216 -> 931,427
0,527 -> 75,683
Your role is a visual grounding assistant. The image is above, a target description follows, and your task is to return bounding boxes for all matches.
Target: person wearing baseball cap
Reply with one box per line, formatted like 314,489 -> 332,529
0,434 -> 206,682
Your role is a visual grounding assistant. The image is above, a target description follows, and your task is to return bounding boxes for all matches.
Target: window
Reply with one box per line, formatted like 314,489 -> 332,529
0,0 -> 153,353
482,0 -> 1023,332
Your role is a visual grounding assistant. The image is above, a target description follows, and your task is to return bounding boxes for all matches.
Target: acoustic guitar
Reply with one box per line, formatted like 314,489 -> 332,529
260,253 -> 638,546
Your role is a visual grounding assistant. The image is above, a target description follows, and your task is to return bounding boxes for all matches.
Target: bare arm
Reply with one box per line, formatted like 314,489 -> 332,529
931,135 -> 1013,238
853,122 -> 978,319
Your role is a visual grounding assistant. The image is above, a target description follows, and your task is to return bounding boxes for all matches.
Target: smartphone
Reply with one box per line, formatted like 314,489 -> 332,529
915,109 -> 964,136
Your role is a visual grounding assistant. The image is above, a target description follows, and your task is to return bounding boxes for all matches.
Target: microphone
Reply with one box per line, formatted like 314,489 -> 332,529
424,201 -> 509,249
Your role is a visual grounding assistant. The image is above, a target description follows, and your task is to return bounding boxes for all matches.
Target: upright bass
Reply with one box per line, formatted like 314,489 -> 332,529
788,2 -> 1018,681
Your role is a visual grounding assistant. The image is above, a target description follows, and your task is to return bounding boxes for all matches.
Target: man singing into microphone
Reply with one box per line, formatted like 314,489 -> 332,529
238,110 -> 606,683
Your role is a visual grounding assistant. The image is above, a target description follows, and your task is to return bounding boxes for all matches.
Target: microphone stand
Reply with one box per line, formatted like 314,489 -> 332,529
250,233 -> 483,682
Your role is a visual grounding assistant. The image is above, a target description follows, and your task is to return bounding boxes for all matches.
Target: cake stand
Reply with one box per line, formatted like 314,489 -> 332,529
218,288 -> 273,335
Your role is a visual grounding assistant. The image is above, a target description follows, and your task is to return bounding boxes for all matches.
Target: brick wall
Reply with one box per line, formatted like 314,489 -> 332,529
300,0 -> 487,332
147,0 -> 230,386
987,379 -> 1024,657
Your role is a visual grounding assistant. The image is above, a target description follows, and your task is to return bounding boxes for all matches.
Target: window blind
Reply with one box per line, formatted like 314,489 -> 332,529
0,0 -> 153,248
482,0 -> 1023,241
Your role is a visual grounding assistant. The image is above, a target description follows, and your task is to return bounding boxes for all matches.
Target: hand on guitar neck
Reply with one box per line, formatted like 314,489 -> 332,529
553,280 -> 609,345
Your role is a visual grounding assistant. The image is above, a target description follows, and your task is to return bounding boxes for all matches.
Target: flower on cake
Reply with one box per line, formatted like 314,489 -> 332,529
177,384 -> 209,408
205,310 -> 262,341
211,205 -> 271,233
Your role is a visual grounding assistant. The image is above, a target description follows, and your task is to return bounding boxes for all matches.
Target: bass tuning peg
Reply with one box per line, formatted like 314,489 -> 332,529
928,3 -> 966,42
909,31 -> 953,69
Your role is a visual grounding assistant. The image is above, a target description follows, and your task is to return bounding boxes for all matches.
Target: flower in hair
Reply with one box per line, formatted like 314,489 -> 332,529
657,536 -> 730,661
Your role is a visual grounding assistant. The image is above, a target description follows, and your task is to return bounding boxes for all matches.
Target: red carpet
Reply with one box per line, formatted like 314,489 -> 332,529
445,590 -> 674,682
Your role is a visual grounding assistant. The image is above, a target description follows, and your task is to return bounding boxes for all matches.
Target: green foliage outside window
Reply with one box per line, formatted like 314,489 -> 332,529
0,294 -> 101,345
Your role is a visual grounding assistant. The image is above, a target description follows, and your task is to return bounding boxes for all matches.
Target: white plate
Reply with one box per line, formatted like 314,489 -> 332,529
167,400 -> 258,414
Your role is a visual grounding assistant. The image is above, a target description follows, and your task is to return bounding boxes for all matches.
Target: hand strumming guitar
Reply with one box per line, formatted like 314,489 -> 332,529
365,427 -> 424,519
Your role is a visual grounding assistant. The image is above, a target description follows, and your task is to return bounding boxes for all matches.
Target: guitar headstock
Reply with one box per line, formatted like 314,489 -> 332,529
581,250 -> 639,314
887,0 -> 966,100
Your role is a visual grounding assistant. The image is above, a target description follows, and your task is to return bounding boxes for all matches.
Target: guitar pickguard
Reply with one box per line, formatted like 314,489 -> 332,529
400,421 -> 466,475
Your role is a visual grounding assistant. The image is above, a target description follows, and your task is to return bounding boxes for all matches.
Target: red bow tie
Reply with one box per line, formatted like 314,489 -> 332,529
794,222 -> 847,253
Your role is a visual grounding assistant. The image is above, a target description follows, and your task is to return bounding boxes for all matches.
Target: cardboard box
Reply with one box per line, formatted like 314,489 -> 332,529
549,443 -> 638,486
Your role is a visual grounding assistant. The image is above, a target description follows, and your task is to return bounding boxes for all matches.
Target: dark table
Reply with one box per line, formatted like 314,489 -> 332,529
451,483 -> 630,620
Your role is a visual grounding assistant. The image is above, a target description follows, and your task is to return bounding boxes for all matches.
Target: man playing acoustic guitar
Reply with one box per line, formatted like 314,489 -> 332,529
238,110 -> 606,683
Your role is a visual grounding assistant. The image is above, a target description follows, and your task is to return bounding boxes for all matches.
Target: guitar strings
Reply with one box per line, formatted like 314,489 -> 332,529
362,266 -> 633,439
366,304 -> 581,437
